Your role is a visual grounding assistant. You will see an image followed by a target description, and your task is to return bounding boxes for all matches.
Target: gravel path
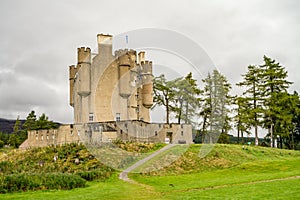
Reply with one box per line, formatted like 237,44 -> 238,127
119,144 -> 177,182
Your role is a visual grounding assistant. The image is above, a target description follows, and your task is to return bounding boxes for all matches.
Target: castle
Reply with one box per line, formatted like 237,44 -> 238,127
20,34 -> 193,149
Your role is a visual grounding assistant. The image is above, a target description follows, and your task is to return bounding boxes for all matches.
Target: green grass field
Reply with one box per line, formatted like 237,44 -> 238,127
1,144 -> 300,200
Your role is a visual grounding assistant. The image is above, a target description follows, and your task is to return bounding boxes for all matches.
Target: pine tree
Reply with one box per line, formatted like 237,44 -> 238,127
201,70 -> 231,143
22,110 -> 37,131
259,56 -> 292,147
153,75 -> 176,124
13,116 -> 21,135
172,72 -> 202,125
237,65 -> 263,145
233,96 -> 251,144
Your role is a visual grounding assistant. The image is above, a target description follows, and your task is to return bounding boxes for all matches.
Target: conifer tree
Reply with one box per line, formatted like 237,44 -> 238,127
153,74 -> 176,124
259,56 -> 292,147
237,65 -> 263,145
201,70 -> 231,143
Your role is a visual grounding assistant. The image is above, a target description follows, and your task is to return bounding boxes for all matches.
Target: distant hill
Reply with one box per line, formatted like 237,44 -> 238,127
0,118 -> 25,134
0,118 -> 61,134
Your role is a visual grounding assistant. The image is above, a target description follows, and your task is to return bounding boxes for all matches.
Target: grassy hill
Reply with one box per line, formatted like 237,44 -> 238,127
0,144 -> 299,199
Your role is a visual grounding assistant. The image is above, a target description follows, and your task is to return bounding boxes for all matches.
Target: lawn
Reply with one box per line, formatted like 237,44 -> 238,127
1,144 -> 300,199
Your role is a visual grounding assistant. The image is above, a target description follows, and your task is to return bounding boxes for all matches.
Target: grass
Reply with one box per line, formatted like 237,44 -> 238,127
1,144 -> 300,199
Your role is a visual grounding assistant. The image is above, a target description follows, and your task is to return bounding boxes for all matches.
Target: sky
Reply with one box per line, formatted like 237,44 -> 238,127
0,0 -> 300,131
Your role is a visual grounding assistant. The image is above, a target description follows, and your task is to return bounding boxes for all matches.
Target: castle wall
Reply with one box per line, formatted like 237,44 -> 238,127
23,125 -> 79,148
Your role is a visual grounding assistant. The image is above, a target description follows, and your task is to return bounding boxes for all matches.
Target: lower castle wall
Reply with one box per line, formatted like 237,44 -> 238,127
20,121 -> 193,149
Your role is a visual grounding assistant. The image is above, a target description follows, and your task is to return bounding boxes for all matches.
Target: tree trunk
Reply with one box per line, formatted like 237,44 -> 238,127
237,126 -> 240,144
166,97 -> 169,124
178,99 -> 183,124
241,130 -> 244,144
279,135 -> 283,149
202,115 -> 207,143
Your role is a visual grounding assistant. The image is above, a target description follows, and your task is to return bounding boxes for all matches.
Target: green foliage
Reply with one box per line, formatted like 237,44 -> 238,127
13,116 -> 21,134
153,73 -> 201,125
7,133 -> 20,148
35,113 -> 58,130
201,70 -> 232,143
237,65 -> 263,145
217,133 -> 230,144
112,140 -> 165,153
0,173 -> 86,193
153,74 -> 176,124
22,110 -> 37,131
0,143 -> 114,181
172,72 -> 202,125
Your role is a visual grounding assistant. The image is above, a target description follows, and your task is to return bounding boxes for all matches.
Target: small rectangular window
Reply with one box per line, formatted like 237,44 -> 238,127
116,113 -> 121,121
89,113 -> 94,122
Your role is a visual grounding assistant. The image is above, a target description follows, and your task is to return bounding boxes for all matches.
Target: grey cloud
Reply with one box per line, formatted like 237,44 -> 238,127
0,0 -> 299,124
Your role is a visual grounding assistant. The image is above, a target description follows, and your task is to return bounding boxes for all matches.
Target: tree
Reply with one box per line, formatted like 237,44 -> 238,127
259,56 -> 293,147
292,92 -> 300,150
233,96 -> 251,144
237,65 -> 263,146
36,113 -> 58,130
172,72 -> 202,125
153,75 -> 176,124
13,116 -> 21,135
201,70 -> 232,143
8,133 -> 20,148
22,110 -> 37,131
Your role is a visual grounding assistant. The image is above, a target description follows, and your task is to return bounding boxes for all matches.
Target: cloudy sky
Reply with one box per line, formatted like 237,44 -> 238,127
0,0 -> 299,124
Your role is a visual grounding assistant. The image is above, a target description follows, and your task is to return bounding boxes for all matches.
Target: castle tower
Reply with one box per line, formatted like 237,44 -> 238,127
69,65 -> 77,107
77,47 -> 91,97
70,34 -> 153,124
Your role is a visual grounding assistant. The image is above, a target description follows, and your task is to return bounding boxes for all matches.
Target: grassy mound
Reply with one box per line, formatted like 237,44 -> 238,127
133,144 -> 300,176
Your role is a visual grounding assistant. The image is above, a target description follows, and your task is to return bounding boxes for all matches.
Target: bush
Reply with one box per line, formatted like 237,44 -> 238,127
76,170 -> 112,181
0,173 -> 86,193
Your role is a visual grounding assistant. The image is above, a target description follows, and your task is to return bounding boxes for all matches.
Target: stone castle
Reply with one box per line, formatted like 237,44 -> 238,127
20,34 -> 192,149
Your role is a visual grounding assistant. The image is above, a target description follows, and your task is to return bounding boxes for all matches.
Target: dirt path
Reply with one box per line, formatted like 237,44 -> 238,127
119,144 -> 177,182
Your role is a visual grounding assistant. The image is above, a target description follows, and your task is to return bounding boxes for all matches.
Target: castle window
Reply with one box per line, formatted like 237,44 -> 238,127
70,130 -> 73,136
46,134 -> 49,140
41,134 -> 44,141
116,113 -> 121,122
89,113 -> 94,122
36,133 -> 38,140
181,131 -> 183,136
181,124 -> 184,129
155,131 -> 157,136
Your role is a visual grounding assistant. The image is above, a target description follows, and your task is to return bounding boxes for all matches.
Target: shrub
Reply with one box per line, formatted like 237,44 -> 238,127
0,173 -> 86,193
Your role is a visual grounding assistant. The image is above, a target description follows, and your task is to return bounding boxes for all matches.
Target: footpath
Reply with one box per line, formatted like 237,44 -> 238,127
119,144 -> 177,182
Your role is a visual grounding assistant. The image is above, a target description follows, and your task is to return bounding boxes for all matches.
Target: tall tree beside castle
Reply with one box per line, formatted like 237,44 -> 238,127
237,56 -> 296,148
22,110 -> 37,131
259,56 -> 293,147
153,74 -> 176,124
153,73 -> 201,125
237,65 -> 263,146
172,73 -> 202,125
233,96 -> 251,144
200,70 -> 232,143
